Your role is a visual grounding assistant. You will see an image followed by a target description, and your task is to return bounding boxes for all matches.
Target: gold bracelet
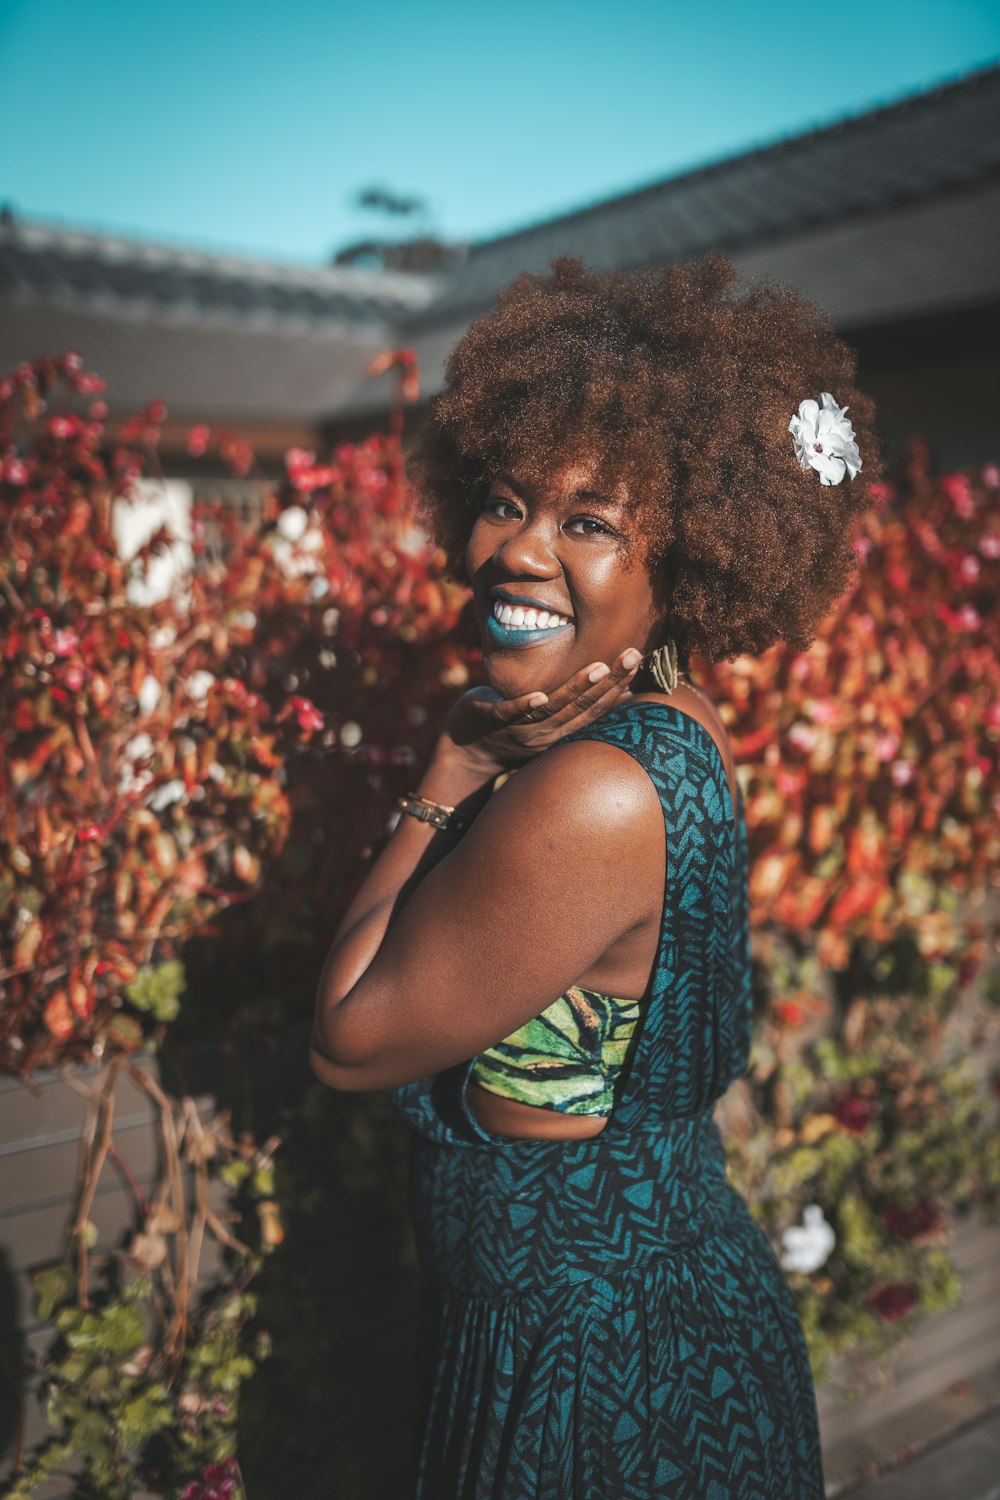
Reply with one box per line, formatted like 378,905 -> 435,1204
396,793 -> 471,833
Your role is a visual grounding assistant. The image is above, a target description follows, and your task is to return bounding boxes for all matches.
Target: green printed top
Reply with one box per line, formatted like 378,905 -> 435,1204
469,985 -> 643,1116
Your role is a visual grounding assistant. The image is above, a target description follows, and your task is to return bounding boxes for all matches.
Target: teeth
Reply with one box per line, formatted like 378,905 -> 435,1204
492,600 -> 571,630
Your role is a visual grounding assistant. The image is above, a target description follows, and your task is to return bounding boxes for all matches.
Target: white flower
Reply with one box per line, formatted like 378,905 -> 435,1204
779,1203 -> 836,1274
789,392 -> 862,486
147,779 -> 186,812
138,674 -> 162,716
118,732 -> 156,796
276,505 -> 309,542
124,731 -> 154,762
271,522 -> 325,580
184,670 -> 215,703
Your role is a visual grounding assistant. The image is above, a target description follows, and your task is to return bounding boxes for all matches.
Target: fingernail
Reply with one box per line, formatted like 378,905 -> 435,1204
527,692 -> 548,707
588,663 -> 611,683
622,649 -> 642,671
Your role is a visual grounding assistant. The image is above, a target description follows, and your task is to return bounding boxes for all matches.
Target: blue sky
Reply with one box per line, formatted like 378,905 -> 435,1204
1,0 -> 998,264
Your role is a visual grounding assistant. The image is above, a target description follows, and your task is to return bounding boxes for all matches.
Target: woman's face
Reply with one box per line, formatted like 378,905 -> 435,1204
466,460 -> 669,700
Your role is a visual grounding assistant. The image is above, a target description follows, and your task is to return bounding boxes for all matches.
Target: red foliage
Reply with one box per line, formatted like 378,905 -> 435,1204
866,1281 -> 919,1321
883,1196 -> 940,1239
4,347 -> 999,1080
0,358 -> 330,1071
702,462 -> 1000,974
834,1094 -> 881,1133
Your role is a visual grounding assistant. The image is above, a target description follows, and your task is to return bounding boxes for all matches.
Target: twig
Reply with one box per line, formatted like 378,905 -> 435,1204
0,566 -> 26,612
108,1140 -> 151,1220
71,1057 -> 121,1306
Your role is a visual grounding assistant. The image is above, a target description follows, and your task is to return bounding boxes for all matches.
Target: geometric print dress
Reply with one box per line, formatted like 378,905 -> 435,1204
387,700 -> 826,1499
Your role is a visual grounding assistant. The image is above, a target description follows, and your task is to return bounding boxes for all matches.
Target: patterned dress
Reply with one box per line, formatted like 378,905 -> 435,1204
388,700 -> 825,1499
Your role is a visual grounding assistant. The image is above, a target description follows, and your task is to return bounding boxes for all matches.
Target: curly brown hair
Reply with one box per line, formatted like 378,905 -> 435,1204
408,253 -> 881,666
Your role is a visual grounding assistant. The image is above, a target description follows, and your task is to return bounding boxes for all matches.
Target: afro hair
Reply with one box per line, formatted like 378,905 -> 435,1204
408,253 -> 881,666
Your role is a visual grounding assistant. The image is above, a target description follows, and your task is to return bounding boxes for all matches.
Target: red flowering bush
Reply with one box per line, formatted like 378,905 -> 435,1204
3,341 -> 1000,1483
702,458 -> 1000,1391
0,356 -> 328,1075
703,466 -> 1000,977
0,352 -> 469,1498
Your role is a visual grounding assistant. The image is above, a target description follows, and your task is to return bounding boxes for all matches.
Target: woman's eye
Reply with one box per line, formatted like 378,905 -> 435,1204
567,516 -> 614,537
482,494 -> 521,519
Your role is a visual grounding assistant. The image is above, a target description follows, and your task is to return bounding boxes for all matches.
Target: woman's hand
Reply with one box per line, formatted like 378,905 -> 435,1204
438,647 -> 643,778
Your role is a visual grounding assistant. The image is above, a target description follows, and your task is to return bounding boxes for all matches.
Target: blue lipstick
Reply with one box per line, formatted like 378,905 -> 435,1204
485,608 -> 574,650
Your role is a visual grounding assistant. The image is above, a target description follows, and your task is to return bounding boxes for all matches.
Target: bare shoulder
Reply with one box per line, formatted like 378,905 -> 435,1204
468,734 -> 663,861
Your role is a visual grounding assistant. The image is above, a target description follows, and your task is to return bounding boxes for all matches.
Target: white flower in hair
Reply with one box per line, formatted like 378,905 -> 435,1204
789,392 -> 862,486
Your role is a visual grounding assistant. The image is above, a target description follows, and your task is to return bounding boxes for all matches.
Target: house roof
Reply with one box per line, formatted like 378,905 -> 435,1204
0,219 -> 440,329
406,58 -> 1000,328
2,59 -> 998,432
0,222 -> 438,425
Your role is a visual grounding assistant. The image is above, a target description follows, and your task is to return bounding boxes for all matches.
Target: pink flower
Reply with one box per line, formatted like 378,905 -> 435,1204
285,447 -> 316,474
981,463 -> 1000,489
48,416 -> 77,439
941,473 -> 974,518
875,733 -> 900,762
787,723 -> 818,753
853,536 -> 872,563
289,695 -> 324,732
53,628 -> 79,657
187,425 -> 210,456
936,601 -> 981,633
76,372 -> 106,394
891,761 -> 915,787
958,554 -> 980,581
979,534 -> 1000,559
5,458 -> 28,484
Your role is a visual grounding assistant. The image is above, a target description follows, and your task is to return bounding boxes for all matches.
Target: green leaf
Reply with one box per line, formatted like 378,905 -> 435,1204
33,1262 -> 75,1322
124,958 -> 186,1022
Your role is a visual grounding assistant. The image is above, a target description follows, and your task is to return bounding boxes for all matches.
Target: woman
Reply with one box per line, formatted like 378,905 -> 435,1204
310,253 -> 877,1499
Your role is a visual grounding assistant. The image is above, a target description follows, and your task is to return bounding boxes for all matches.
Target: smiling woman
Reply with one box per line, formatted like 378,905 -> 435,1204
309,253 -> 879,1499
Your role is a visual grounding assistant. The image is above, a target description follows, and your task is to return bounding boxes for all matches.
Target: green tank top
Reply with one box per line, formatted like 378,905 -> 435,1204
468,985 -> 643,1116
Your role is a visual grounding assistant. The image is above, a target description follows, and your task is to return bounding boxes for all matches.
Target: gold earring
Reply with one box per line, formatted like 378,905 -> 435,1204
647,637 -> 682,694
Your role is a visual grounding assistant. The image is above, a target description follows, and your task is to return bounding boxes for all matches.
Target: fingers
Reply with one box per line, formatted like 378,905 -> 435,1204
537,648 -> 643,728
466,688 -> 550,725
464,647 -> 643,737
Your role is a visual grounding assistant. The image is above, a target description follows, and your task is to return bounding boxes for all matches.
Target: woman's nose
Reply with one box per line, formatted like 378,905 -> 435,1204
493,518 -> 558,576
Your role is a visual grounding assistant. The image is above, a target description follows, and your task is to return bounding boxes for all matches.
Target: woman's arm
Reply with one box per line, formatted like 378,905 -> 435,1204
310,652 -> 652,1090
307,741 -> 493,1088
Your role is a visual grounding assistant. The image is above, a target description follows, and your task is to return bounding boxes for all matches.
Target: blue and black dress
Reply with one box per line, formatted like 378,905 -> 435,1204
388,699 -> 825,1499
